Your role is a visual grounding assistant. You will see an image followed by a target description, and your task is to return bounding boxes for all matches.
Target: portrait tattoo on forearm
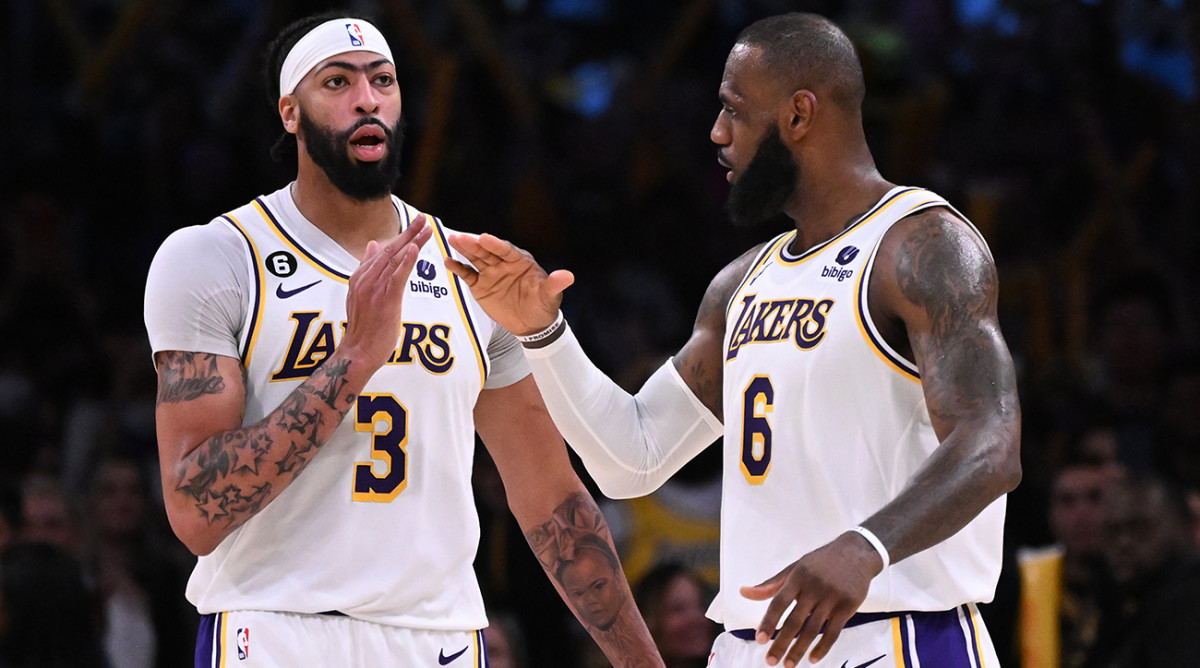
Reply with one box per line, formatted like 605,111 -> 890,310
526,493 -> 629,631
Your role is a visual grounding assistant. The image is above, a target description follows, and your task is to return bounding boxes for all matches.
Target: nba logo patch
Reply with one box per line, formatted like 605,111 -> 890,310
236,628 -> 250,660
346,23 -> 364,46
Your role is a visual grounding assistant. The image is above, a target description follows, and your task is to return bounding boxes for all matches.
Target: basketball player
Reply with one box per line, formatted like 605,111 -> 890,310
445,12 -> 1021,668
143,13 -> 663,668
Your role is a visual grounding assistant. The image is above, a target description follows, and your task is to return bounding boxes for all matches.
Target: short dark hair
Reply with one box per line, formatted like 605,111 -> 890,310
633,561 -> 702,612
735,12 -> 865,113
261,10 -> 378,162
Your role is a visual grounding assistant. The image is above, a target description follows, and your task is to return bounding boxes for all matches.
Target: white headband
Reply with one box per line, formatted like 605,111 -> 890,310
279,18 -> 394,96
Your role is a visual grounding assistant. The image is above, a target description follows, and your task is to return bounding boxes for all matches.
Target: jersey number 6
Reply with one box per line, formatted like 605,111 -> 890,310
740,375 -> 773,484
352,394 -> 409,502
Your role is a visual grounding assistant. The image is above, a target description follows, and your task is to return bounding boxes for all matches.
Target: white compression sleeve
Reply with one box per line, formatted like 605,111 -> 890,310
523,322 -> 724,498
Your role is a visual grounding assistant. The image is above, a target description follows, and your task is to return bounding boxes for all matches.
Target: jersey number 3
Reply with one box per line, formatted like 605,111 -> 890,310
353,394 -> 409,502
741,376 -> 773,484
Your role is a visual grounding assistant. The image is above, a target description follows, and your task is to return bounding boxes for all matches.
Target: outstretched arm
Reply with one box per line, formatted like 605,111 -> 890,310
746,209 -> 1021,666
445,235 -> 760,498
475,376 -> 664,668
153,219 -> 431,555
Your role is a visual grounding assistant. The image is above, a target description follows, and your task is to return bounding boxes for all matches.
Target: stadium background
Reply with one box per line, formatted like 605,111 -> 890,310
1,1 -> 1197,666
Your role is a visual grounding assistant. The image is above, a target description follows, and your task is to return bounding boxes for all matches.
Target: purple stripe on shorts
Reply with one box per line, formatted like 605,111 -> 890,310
912,608 -> 972,667
898,614 -> 912,668
195,613 -> 218,668
962,605 -> 983,667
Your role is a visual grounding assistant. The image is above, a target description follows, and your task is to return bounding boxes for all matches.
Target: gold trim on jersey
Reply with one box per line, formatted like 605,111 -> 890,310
775,187 -> 923,267
725,232 -> 793,323
222,214 -> 267,369
253,198 -> 350,283
852,195 -> 952,383
426,212 -> 488,388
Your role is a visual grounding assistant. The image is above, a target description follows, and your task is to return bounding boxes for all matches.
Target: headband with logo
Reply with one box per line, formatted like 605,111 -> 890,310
279,18 -> 394,96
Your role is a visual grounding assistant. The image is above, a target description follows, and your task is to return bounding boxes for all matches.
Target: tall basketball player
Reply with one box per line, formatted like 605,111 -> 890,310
143,12 -> 663,668
446,12 -> 1022,668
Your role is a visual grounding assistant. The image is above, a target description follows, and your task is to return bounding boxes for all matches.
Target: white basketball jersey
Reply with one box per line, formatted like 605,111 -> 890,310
710,187 -> 1006,630
186,188 -> 495,630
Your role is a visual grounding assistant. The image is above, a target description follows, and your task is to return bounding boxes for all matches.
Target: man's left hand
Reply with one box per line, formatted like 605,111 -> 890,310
740,531 -> 883,666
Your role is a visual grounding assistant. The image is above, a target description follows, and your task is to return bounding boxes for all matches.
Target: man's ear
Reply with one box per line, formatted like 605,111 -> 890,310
781,89 -> 817,141
279,95 -> 300,135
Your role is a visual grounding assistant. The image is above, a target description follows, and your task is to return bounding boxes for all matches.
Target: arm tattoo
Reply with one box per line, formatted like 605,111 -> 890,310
526,493 -> 659,667
894,215 -> 1007,423
157,352 -> 225,404
173,357 -> 357,529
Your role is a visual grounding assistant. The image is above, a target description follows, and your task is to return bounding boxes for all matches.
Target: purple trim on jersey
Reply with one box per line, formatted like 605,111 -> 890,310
912,608 -> 973,667
432,216 -> 489,382
223,215 -> 263,363
478,629 -> 488,667
855,258 -> 920,380
852,198 -> 954,381
254,196 -> 349,280
778,187 -> 920,263
195,612 -> 219,668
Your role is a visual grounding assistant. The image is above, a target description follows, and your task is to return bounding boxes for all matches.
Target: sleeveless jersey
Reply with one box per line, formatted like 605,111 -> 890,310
710,187 -> 1007,630
185,187 -> 496,630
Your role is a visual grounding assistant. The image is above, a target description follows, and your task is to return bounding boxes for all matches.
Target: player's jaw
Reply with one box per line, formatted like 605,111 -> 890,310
299,112 -> 405,201
724,125 -> 799,227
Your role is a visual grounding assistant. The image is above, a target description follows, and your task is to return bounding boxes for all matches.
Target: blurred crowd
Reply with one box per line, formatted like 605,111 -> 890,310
1,0 -> 1198,666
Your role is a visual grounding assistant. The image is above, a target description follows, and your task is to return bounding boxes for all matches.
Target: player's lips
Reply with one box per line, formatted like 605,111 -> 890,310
717,152 -> 733,182
349,124 -> 387,162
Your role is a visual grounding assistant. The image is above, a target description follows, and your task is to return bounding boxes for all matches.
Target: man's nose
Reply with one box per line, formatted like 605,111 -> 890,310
353,78 -> 380,115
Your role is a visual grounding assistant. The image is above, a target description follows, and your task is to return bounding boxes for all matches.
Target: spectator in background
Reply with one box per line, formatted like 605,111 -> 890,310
634,562 -> 720,668
0,477 -> 19,552
83,456 -> 195,668
483,608 -> 528,668
1082,275 -> 1178,473
1084,475 -> 1200,667
18,474 -> 80,554
1154,354 -> 1200,491
0,541 -> 109,668
1017,453 -> 1126,668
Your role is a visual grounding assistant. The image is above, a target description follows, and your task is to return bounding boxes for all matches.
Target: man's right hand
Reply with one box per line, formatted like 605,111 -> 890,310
444,233 -> 574,337
342,215 -> 431,371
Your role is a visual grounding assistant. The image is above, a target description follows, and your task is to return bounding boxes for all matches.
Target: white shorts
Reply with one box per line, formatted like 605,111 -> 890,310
708,604 -> 1000,668
195,611 -> 487,668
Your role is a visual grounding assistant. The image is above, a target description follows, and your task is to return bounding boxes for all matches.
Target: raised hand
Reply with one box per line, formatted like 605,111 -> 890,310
341,214 -> 432,371
740,532 -> 882,666
444,233 -> 575,337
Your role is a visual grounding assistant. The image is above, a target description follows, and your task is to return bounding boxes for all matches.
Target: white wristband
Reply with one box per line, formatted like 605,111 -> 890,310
850,526 -> 890,570
515,310 -> 565,344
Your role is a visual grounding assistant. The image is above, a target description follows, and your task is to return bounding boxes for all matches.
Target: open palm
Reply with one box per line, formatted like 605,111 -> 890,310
444,233 -> 574,336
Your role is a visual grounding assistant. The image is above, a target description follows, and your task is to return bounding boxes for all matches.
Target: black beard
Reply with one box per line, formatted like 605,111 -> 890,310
725,126 -> 798,228
299,114 -> 405,201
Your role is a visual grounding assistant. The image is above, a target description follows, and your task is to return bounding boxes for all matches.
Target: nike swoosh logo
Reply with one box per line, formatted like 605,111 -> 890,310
841,655 -> 886,668
275,280 -> 321,299
438,646 -> 468,665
